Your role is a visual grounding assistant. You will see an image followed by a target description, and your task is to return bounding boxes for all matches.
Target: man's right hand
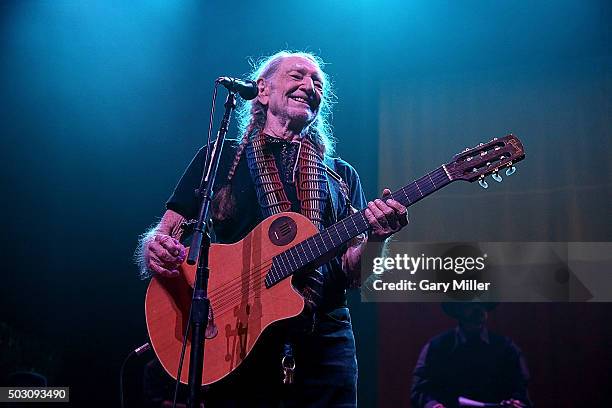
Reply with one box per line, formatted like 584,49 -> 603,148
145,234 -> 186,277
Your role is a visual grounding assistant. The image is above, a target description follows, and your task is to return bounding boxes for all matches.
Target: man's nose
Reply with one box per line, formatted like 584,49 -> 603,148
300,77 -> 315,93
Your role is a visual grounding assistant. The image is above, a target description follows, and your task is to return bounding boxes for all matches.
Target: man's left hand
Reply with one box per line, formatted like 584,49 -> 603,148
364,188 -> 408,241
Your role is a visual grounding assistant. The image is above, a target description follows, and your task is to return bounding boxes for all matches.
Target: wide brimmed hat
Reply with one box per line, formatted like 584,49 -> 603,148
441,301 -> 499,319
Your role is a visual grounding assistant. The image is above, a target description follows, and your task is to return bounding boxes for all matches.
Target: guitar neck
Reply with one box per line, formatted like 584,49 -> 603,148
265,165 -> 452,288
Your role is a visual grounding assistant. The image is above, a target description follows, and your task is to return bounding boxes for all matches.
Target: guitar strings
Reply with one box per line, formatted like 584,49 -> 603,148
196,169 -> 450,314
207,175 -> 452,317
200,170 -> 451,315
210,262 -> 271,314
207,167 -> 448,294
203,170 -> 450,314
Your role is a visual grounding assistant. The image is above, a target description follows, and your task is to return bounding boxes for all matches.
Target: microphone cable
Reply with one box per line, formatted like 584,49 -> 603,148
119,343 -> 151,408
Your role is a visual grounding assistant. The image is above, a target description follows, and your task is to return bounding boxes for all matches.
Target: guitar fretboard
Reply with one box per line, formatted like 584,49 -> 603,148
264,166 -> 452,288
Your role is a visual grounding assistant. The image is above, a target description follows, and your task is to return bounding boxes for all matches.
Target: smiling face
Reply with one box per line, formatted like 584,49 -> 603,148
257,56 -> 324,133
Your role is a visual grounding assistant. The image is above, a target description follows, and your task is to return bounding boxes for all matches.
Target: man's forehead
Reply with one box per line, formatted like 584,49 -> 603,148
280,56 -> 323,76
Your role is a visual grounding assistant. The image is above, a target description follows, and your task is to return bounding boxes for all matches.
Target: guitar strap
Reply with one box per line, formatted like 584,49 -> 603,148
245,131 -> 333,230
225,129 -> 354,223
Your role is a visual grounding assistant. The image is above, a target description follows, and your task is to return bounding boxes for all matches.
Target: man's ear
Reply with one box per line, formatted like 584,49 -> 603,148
256,78 -> 269,106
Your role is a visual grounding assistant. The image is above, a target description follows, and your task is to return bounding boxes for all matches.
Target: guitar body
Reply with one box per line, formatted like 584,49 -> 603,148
145,212 -> 318,386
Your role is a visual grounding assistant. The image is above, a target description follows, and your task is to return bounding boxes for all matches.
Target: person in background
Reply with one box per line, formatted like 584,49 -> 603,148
411,303 -> 532,408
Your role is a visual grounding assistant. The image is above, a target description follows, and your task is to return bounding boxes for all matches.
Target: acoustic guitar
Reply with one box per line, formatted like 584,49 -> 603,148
145,134 -> 525,385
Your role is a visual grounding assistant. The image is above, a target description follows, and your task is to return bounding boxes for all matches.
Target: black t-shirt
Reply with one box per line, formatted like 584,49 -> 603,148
166,138 -> 367,309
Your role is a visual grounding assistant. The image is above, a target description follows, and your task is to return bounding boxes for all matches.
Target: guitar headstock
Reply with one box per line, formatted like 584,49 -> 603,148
444,134 -> 525,185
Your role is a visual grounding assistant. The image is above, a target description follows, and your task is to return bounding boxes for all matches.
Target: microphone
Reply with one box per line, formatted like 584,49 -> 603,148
216,77 -> 258,100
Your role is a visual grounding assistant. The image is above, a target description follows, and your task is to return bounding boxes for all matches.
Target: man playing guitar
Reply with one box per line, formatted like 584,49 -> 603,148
137,51 -> 408,407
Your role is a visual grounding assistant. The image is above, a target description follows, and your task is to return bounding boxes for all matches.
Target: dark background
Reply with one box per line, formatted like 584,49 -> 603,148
1,1 -> 610,406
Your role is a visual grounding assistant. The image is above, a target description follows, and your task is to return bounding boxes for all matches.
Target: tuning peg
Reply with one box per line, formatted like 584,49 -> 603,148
505,166 -> 516,176
492,172 -> 503,183
478,177 -> 489,189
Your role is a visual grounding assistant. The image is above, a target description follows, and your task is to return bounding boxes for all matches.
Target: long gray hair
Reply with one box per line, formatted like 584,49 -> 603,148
225,51 -> 336,182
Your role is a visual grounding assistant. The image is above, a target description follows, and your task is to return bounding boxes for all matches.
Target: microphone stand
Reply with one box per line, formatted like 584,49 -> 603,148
185,89 -> 236,408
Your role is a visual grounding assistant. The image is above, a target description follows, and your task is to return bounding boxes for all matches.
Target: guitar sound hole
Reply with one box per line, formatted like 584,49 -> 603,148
268,216 -> 298,246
